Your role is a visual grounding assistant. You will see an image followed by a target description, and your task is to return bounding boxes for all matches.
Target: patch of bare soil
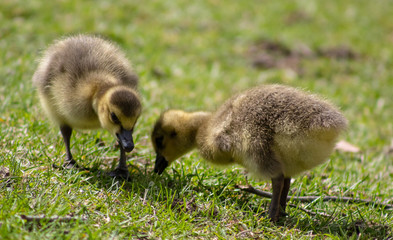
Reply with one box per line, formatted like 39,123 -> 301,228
317,46 -> 359,60
247,38 -> 360,73
285,11 -> 312,25
248,38 -> 300,71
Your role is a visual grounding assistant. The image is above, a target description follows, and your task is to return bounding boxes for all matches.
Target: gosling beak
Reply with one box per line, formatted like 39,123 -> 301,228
154,154 -> 168,175
116,128 -> 134,152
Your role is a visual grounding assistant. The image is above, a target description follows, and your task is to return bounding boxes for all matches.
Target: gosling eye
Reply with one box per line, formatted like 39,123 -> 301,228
111,112 -> 121,124
170,131 -> 177,138
155,136 -> 164,149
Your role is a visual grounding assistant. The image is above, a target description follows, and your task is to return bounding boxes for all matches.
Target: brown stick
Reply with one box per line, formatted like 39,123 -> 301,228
235,184 -> 393,209
20,215 -> 87,223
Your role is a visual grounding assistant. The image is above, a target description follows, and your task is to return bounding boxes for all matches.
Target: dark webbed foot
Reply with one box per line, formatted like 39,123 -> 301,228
63,159 -> 80,169
107,167 -> 130,179
279,210 -> 288,217
53,159 -> 88,170
268,207 -> 281,222
269,208 -> 288,222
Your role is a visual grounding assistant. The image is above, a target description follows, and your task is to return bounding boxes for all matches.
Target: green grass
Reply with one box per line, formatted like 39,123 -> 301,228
1,0 -> 393,239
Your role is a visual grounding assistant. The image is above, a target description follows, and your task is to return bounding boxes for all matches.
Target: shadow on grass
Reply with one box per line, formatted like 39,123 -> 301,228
41,159 -> 392,239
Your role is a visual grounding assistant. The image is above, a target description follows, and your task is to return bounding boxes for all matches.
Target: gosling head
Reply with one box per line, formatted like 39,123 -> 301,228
98,87 -> 142,152
151,110 -> 197,174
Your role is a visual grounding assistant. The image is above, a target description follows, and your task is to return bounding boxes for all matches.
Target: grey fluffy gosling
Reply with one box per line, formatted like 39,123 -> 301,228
33,35 -> 142,179
151,84 -> 347,222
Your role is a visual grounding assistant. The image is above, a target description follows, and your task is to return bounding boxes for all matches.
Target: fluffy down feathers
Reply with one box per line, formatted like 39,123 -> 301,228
33,35 -> 141,178
151,84 -> 347,221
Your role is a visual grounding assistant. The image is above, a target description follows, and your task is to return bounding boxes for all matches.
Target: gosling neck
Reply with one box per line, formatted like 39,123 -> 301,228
186,111 -> 212,146
90,73 -> 118,113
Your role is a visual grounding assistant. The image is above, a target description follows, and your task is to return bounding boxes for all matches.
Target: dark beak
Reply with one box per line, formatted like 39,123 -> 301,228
116,128 -> 134,152
154,154 -> 168,175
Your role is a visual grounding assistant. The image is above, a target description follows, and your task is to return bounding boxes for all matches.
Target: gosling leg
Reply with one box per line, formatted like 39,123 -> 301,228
60,125 -> 78,168
108,146 -> 130,179
279,177 -> 291,216
269,174 -> 285,222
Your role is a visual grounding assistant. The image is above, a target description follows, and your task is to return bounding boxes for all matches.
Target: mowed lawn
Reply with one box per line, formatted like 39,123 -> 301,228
1,0 -> 393,239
